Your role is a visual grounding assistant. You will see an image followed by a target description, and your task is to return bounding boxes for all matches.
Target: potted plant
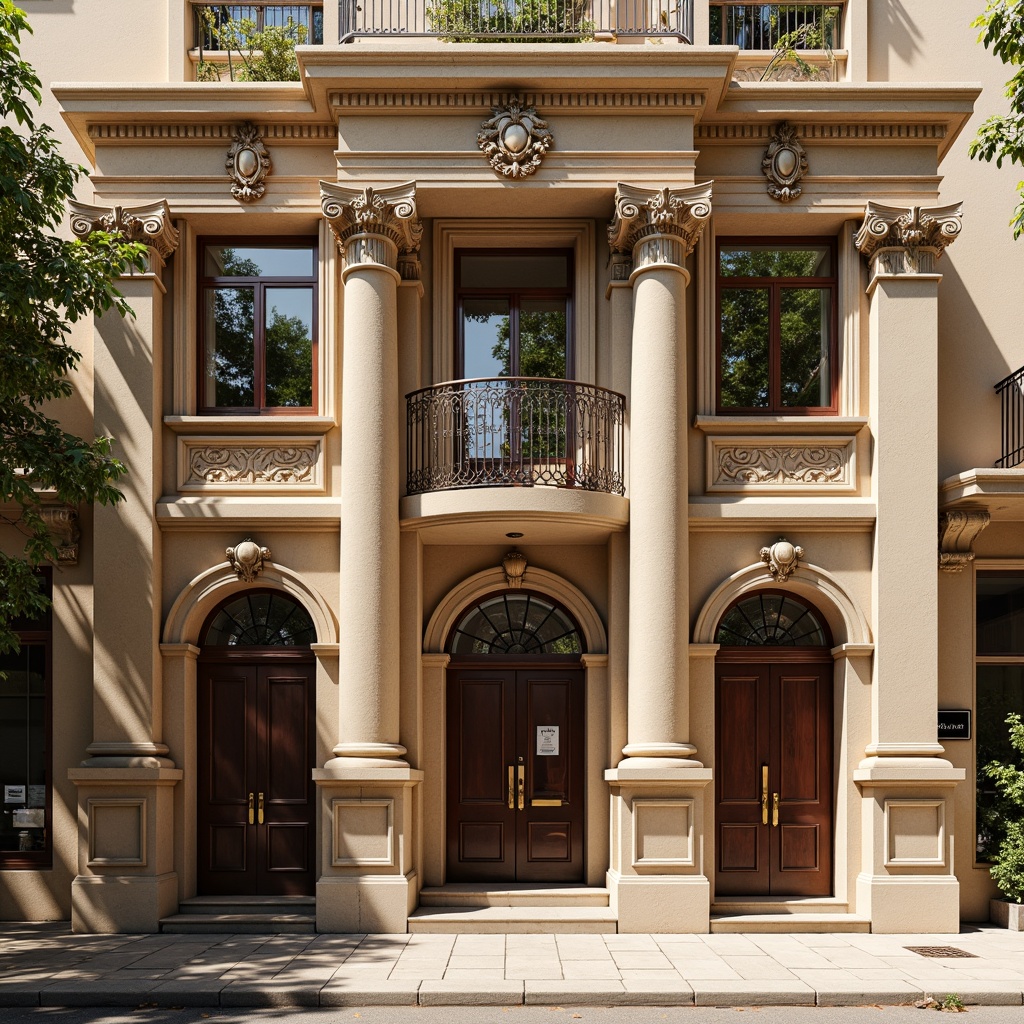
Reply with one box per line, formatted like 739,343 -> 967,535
985,713 -> 1024,929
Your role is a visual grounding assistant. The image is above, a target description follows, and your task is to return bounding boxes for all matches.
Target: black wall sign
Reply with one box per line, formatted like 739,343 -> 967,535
938,710 -> 972,740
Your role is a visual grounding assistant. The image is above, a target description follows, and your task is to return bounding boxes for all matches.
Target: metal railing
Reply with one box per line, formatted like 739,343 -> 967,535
193,3 -> 324,48
340,0 -> 693,41
407,378 -> 625,495
709,2 -> 842,49
996,365 -> 1024,469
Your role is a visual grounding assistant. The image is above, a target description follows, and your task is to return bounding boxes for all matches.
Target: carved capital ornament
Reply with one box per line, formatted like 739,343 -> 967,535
608,182 -> 713,275
477,96 -> 553,179
226,122 -> 271,202
762,122 -> 808,203
320,181 -> 422,278
68,199 -> 179,269
855,201 -> 963,278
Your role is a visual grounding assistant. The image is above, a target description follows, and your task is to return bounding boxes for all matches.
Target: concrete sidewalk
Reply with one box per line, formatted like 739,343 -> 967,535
0,924 -> 1022,1009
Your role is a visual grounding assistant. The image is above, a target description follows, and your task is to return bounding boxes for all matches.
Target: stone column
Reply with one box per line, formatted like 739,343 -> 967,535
603,183 -> 714,932
314,182 -> 423,932
852,202 -> 966,933
65,201 -> 183,932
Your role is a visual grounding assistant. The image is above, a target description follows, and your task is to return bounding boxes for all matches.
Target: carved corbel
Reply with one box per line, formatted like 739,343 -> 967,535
938,511 -> 990,573
39,506 -> 80,565
226,538 -> 271,582
502,550 -> 527,589
760,537 -> 804,583
227,122 -> 271,202
855,201 -> 963,280
608,182 -> 713,273
477,96 -> 553,179
762,122 -> 808,203
68,199 -> 179,271
320,181 -> 422,278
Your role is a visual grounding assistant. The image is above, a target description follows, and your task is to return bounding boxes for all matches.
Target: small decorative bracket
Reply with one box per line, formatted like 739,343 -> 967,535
760,537 -> 804,583
502,550 -> 528,589
39,506 -> 81,565
762,122 -> 808,203
227,122 -> 271,202
226,538 -> 271,582
938,511 -> 990,573
478,96 -> 553,179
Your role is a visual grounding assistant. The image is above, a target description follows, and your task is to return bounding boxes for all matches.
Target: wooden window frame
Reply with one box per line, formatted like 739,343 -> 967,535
716,237 -> 839,415
197,236 -> 319,415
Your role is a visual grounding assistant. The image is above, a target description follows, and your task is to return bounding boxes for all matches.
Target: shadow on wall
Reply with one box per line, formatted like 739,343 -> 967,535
869,0 -> 923,80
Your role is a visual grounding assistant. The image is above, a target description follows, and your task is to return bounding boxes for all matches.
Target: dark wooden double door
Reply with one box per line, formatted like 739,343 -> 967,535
447,666 -> 585,882
716,656 -> 833,897
197,657 -> 316,896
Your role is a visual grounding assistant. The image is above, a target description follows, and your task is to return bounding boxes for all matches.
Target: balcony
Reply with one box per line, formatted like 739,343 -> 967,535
406,378 -> 624,496
996,365 -> 1024,470
339,0 -> 693,42
193,3 -> 325,48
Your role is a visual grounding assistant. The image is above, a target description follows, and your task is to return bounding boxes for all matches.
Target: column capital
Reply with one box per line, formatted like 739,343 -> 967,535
68,199 -> 179,271
855,201 -> 962,280
608,182 -> 712,276
320,180 -> 423,279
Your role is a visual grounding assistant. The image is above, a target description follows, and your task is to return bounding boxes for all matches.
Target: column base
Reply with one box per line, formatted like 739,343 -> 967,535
317,873 -> 417,933
857,874 -> 960,934
72,873 -> 178,933
608,871 -> 710,933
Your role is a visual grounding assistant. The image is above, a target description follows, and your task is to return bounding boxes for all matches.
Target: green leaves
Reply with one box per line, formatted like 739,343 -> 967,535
984,713 -> 1024,902
970,1 -> 1024,238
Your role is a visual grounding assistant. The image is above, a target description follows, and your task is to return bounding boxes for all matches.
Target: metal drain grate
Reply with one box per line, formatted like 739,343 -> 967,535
905,946 -> 978,959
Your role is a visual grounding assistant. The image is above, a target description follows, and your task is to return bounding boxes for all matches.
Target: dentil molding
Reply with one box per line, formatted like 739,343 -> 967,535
938,510 -> 990,573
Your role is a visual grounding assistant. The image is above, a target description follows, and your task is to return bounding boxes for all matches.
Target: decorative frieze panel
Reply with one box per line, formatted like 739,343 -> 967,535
706,436 -> 857,494
177,436 -> 324,494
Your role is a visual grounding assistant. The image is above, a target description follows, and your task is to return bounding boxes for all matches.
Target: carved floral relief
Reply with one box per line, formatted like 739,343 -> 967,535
707,438 -> 856,493
178,438 -> 323,492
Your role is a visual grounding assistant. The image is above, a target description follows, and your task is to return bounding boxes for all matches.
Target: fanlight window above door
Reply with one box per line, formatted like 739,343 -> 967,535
715,592 -> 829,647
202,591 -> 316,647
449,592 -> 582,655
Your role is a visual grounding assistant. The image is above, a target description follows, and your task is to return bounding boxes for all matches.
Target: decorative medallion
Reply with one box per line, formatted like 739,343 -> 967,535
478,97 -> 552,179
226,538 -> 271,582
760,538 -> 805,583
762,122 -> 808,203
227,123 -> 271,202
502,550 -> 528,589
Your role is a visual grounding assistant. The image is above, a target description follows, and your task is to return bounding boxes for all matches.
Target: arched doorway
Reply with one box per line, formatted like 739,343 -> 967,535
714,590 -> 834,898
445,589 -> 586,883
196,589 -> 317,896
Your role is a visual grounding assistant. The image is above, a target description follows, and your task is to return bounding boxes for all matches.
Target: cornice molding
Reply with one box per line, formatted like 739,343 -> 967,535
329,91 -> 703,114
696,123 -> 948,143
87,124 -> 336,144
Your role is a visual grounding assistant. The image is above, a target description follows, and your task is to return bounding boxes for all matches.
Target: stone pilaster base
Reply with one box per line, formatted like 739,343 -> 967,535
313,766 -> 423,933
605,767 -> 713,933
854,760 -> 964,934
68,767 -> 182,933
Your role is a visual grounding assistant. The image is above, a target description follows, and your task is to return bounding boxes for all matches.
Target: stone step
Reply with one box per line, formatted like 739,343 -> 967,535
177,895 -> 316,916
710,913 -> 871,934
711,897 -> 850,916
419,884 -> 610,908
159,913 -> 316,935
408,906 -> 618,934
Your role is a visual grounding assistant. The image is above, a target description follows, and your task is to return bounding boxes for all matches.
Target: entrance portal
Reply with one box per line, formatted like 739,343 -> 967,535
714,592 -> 834,897
197,591 -> 317,896
445,591 -> 585,883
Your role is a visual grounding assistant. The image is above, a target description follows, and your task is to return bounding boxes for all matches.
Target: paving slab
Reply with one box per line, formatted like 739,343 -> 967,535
525,980 -> 628,1005
418,980 -> 524,1005
220,978 -> 322,1006
690,978 -> 817,1006
319,979 -> 420,1006
149,979 -> 228,1006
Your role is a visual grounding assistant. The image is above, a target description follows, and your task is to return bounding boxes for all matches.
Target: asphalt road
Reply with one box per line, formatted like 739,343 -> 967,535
1,1005 -> 1022,1024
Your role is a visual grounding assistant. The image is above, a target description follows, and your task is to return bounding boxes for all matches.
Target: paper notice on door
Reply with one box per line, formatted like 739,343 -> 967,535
536,726 -> 559,756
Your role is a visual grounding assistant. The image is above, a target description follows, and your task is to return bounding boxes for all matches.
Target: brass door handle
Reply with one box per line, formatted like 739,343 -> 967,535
508,766 -> 515,810
772,792 -> 779,828
761,765 -> 769,826
248,792 -> 254,825
258,792 -> 265,825
517,766 -> 525,811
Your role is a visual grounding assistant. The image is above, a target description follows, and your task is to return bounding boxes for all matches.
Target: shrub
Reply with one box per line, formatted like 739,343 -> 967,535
985,713 -> 1024,903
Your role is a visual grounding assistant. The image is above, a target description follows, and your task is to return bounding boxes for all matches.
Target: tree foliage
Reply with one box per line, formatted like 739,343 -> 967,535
969,0 -> 1024,238
984,713 -> 1024,902
196,11 -> 308,82
425,0 -> 592,42
0,0 -> 146,654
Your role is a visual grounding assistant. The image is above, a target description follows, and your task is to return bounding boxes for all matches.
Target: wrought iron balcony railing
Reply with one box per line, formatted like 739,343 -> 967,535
709,2 -> 842,50
340,0 -> 693,42
407,378 -> 625,496
996,365 -> 1024,469
193,3 -> 324,49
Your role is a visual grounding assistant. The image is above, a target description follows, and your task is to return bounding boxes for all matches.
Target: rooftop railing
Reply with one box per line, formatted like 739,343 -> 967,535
340,0 -> 693,42
407,378 -> 625,495
996,365 -> 1024,469
709,2 -> 842,50
193,3 -> 324,49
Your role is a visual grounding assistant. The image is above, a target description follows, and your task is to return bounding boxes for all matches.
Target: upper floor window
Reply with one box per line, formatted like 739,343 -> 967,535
716,239 -> 837,414
199,239 -> 317,414
456,250 -> 573,381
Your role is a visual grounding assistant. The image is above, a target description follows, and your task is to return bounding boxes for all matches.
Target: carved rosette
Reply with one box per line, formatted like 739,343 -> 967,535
320,181 -> 422,278
855,201 -> 963,279
608,182 -> 713,275
68,199 -> 179,270
226,122 -> 271,202
938,510 -> 990,573
762,122 -> 808,203
39,506 -> 81,565
760,538 -> 805,583
226,538 -> 271,583
477,97 -> 553,179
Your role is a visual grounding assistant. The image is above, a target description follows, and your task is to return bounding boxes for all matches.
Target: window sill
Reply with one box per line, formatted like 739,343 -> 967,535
164,415 -> 336,436
694,415 -> 868,436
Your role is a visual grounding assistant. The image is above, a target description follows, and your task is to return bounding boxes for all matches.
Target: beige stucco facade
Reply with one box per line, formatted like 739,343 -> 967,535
1,0 -> 1022,935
